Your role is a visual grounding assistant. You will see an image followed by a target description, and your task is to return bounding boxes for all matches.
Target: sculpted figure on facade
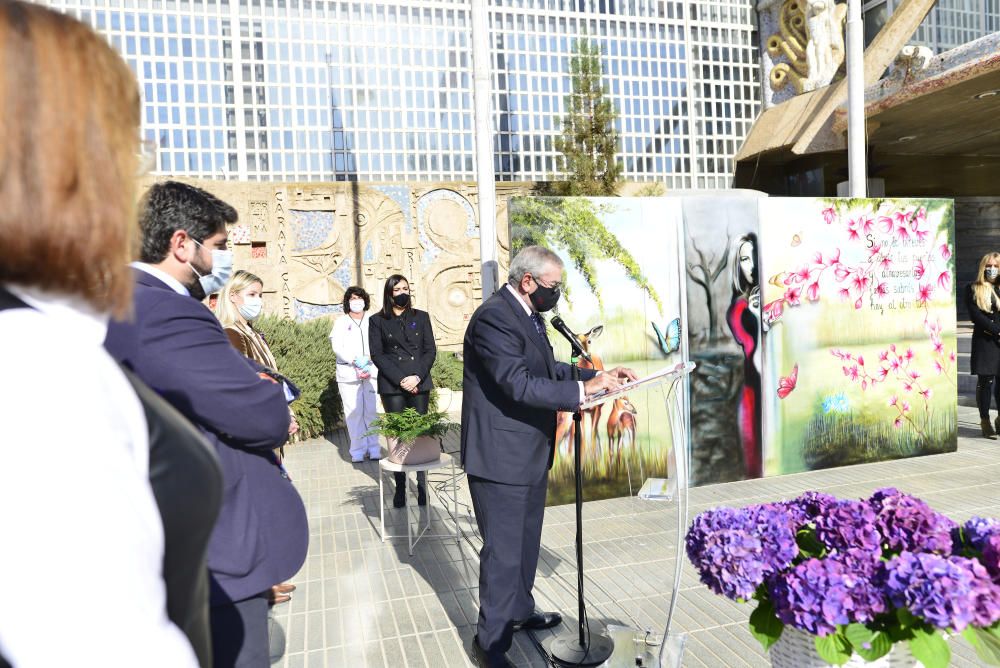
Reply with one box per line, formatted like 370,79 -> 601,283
757,0 -> 847,106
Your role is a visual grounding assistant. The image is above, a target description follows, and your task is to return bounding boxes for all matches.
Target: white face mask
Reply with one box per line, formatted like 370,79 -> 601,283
188,239 -> 234,296
349,299 -> 366,313
239,297 -> 262,321
987,267 -> 999,281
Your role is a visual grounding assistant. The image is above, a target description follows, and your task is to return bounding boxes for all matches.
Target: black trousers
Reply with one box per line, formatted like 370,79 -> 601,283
976,375 -> 1000,419
210,593 -> 269,668
380,392 -> 430,489
468,474 -> 548,657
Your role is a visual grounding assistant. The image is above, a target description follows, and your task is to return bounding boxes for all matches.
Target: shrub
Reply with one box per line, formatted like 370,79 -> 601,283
431,351 -> 464,391
255,315 -> 341,440
364,407 -> 457,443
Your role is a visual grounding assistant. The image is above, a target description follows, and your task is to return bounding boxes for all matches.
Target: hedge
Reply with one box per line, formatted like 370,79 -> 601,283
430,351 -> 464,391
255,315 -> 341,440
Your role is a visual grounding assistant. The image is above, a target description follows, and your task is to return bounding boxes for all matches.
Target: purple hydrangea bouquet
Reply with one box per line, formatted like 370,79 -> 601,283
685,489 -> 1000,667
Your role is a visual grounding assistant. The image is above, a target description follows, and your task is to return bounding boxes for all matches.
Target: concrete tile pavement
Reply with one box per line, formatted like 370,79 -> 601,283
271,404 -> 999,667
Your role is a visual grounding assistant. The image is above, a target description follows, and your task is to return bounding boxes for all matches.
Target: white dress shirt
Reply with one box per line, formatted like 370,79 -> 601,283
131,261 -> 190,296
0,285 -> 197,667
504,284 -> 587,400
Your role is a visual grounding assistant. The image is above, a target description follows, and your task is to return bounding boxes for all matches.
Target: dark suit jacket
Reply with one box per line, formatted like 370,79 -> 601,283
966,282 -> 1000,375
369,308 -> 437,395
460,287 -> 597,486
105,269 -> 309,605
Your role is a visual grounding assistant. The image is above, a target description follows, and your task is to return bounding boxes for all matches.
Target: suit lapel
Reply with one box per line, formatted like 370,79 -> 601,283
499,288 -> 555,375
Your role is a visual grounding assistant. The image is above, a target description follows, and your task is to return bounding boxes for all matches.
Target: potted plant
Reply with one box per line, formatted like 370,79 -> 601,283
685,488 -> 1000,667
365,407 -> 457,465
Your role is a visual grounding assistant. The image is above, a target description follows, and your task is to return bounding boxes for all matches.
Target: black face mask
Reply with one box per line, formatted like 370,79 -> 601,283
392,293 -> 411,308
529,282 -> 560,313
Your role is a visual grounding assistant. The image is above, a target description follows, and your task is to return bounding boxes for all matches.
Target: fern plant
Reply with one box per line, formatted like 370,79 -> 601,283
364,407 -> 457,443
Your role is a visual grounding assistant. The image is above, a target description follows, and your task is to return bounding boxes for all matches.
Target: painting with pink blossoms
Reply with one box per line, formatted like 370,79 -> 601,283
758,198 -> 957,474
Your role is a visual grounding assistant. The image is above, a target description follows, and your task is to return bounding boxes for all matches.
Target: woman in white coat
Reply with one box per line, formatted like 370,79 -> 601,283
330,286 -> 381,462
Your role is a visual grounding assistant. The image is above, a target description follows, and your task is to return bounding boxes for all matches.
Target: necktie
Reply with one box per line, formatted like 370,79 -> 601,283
530,312 -> 547,340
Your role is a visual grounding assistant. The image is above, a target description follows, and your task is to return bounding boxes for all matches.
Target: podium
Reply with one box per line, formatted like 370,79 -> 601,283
549,361 -> 695,668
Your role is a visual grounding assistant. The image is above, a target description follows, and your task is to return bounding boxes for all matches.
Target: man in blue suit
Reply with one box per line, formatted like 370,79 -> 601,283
461,245 -> 636,667
105,182 -> 308,668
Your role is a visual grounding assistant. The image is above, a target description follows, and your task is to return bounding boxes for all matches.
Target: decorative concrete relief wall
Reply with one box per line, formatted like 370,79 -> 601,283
757,0 -> 847,107
142,178 -> 533,350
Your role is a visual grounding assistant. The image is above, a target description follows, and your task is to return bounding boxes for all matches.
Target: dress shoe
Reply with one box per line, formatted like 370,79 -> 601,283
512,611 -> 562,631
471,635 -> 514,668
982,418 -> 998,439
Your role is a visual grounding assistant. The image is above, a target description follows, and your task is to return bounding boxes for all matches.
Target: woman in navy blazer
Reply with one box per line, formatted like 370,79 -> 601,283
368,274 -> 437,507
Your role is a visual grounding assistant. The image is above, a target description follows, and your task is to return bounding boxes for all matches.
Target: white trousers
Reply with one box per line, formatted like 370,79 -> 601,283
341,379 -> 380,458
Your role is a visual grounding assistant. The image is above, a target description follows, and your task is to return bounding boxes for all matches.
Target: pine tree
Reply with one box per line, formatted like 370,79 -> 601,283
552,39 -> 622,196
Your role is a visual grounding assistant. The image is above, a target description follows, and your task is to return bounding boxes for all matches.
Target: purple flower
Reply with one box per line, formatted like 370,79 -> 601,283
781,491 -> 838,527
983,534 -> 1000,579
955,516 -> 1000,552
769,555 -> 887,636
880,552 -> 1000,631
685,505 -> 798,601
869,488 -> 954,555
814,499 -> 881,555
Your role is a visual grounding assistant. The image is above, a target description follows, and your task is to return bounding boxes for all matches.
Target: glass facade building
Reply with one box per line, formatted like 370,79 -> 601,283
37,0 -> 759,188
863,0 -> 1000,52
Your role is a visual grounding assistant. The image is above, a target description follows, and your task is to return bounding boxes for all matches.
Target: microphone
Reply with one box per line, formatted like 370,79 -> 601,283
549,315 -> 593,363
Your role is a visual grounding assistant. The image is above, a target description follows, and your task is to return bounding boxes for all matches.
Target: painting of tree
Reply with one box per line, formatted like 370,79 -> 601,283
510,197 -> 662,313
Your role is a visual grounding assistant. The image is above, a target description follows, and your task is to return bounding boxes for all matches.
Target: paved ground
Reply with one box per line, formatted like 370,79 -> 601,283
271,403 -> 998,667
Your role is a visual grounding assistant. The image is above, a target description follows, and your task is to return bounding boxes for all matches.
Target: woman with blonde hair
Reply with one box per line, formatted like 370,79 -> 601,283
965,252 -> 1000,439
217,270 -> 279,370
217,270 -> 299,606
0,1 -> 207,664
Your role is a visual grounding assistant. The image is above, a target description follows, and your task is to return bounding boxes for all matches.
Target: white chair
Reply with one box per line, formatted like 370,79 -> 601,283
378,452 -> 460,555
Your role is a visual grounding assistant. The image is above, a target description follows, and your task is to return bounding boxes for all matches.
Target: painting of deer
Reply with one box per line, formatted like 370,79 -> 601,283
554,324 -> 605,458
606,396 -> 639,494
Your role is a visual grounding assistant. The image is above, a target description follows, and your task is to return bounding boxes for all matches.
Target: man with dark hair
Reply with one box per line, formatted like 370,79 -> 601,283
105,181 -> 309,668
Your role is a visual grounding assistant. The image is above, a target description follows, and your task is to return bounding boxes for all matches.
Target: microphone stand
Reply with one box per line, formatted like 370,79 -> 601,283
550,354 -> 614,666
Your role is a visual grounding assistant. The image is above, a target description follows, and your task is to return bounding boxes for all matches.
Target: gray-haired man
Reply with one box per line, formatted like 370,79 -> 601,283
460,245 -> 636,667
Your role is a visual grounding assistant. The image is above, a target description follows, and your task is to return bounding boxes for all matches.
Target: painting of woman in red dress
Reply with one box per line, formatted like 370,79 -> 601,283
726,233 -> 764,478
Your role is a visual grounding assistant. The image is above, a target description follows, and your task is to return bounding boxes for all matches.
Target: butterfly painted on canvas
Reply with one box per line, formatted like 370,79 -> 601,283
777,363 -> 799,399
652,317 -> 682,356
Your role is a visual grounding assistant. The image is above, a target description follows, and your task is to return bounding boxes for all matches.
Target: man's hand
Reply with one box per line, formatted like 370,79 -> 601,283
604,366 -> 639,383
583,372 -> 620,396
400,375 -> 420,393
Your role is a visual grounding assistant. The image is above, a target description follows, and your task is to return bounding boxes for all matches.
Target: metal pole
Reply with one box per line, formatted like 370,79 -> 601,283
471,0 -> 498,298
846,0 -> 867,197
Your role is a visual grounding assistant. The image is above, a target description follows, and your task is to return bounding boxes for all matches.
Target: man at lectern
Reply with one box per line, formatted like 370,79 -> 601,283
461,245 -> 637,667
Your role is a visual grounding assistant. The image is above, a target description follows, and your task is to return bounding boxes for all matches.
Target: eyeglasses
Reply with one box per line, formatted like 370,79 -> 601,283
530,274 -> 562,291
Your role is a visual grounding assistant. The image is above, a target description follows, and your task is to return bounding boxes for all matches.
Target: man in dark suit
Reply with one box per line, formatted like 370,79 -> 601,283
461,245 -> 636,667
105,182 -> 308,668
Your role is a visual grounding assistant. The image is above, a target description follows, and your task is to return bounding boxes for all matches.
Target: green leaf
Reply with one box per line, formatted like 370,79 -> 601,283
965,625 -> 1000,666
896,607 -> 919,629
908,627 -> 950,668
796,528 -> 825,559
814,633 -> 852,666
748,600 -> 784,651
843,623 -> 874,649
853,631 -> 892,662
